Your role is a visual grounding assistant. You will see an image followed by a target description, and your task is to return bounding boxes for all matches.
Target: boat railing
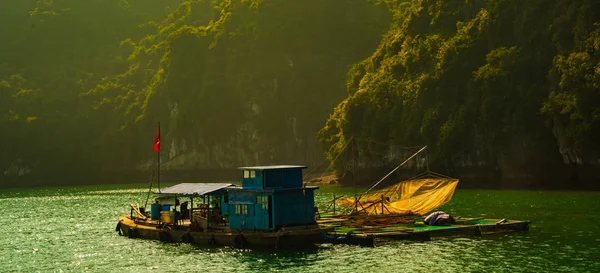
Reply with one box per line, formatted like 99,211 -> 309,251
190,207 -> 227,231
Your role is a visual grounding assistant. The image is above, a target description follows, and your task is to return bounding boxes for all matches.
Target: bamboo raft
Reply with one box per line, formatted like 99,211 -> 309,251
317,214 -> 530,246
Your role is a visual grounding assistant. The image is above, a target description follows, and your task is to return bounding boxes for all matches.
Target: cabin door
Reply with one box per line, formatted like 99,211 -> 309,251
255,195 -> 271,230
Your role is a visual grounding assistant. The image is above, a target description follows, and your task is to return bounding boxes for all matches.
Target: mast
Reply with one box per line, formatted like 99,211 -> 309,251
359,145 -> 428,199
157,122 -> 161,193
144,170 -> 154,209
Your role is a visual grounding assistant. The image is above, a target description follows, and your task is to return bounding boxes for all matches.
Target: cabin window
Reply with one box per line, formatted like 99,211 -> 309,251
244,170 -> 250,178
250,170 -> 256,178
235,204 -> 249,215
256,196 -> 268,209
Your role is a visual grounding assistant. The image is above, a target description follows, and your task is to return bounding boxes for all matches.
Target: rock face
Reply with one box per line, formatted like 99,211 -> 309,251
3,1 -> 600,190
147,118 -> 325,171
0,1 -> 392,188
120,0 -> 391,175
317,0 -> 600,190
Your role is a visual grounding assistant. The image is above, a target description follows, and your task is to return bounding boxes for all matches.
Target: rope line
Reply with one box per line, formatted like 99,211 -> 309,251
358,146 -> 428,200
306,136 -> 354,183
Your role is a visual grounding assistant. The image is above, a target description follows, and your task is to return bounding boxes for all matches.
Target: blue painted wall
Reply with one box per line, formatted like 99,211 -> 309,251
240,168 -> 303,190
228,190 -> 273,230
264,169 -> 302,188
228,191 -> 255,230
228,166 -> 316,231
273,189 -> 316,227
241,170 -> 264,189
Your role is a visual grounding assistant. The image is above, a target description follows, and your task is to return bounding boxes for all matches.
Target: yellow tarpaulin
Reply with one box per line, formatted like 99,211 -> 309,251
338,177 -> 459,216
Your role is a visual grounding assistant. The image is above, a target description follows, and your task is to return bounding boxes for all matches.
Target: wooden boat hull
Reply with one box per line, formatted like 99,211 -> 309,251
116,215 -> 332,249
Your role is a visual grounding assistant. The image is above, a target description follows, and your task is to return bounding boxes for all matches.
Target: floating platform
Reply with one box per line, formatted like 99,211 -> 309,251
318,215 -> 530,247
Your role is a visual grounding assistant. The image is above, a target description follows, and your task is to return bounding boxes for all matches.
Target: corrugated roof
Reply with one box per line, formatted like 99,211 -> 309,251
237,165 -> 307,170
157,183 -> 235,196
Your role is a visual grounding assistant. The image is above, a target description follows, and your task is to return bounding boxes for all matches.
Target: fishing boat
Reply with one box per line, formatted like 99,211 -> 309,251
313,145 -> 530,246
115,165 -> 333,249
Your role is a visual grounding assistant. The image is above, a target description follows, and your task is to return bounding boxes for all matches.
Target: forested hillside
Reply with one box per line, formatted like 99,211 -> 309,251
2,0 -> 598,189
0,0 -> 389,187
0,0 -> 173,186
319,0 -> 600,189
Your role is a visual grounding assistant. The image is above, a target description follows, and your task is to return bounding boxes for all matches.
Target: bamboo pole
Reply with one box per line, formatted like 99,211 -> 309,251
157,122 -> 161,193
352,139 -> 357,213
333,193 -> 336,215
358,146 -> 427,200
144,170 -> 155,209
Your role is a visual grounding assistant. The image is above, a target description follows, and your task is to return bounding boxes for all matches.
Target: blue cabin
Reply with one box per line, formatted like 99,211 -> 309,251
227,165 -> 318,230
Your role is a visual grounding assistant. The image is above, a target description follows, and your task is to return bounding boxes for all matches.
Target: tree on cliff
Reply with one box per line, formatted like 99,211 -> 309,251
0,0 -> 389,186
85,0 -> 389,171
319,0 -> 600,187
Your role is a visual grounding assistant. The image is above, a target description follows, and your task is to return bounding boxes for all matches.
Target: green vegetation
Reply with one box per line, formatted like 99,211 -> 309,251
0,0 -> 172,185
1,0 -> 598,188
319,0 -> 600,187
0,0 -> 388,187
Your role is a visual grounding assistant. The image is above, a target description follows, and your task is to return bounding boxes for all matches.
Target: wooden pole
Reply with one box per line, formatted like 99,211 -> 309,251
384,205 -> 391,214
359,146 -> 428,199
157,122 -> 161,193
303,184 -> 308,227
352,138 -> 357,213
333,193 -> 336,215
144,170 -> 155,209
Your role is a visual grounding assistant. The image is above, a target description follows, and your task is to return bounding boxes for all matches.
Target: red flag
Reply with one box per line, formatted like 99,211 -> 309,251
153,128 -> 160,152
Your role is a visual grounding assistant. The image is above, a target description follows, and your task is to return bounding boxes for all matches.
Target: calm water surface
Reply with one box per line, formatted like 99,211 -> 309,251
1,184 -> 599,272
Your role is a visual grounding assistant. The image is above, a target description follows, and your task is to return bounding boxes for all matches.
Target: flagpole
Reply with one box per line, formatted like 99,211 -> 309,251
157,122 -> 161,193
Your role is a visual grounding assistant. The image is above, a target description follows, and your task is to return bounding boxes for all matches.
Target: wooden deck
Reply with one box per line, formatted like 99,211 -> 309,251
318,215 -> 530,246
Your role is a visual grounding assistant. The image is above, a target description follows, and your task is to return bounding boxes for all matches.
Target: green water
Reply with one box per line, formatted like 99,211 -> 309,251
1,184 -> 599,272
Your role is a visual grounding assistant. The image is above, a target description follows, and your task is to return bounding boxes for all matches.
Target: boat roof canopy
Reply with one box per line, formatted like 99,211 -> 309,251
157,183 -> 235,196
238,165 -> 307,170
